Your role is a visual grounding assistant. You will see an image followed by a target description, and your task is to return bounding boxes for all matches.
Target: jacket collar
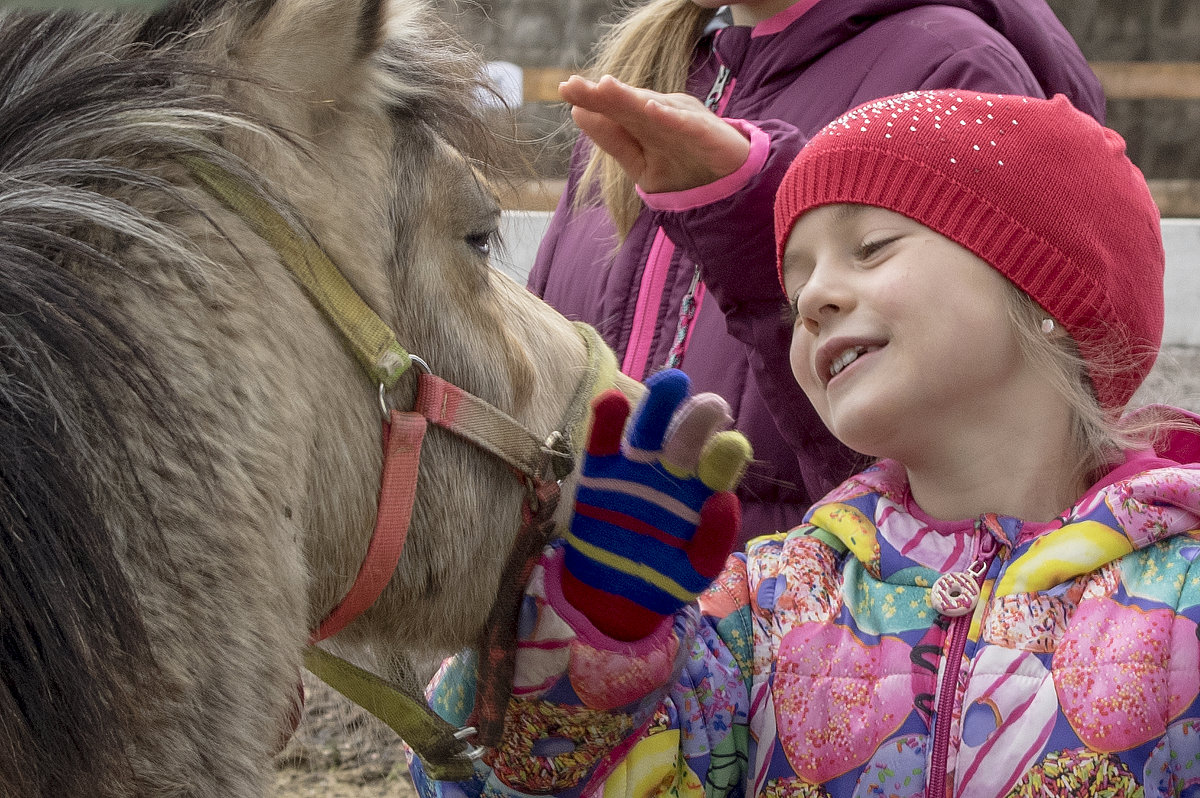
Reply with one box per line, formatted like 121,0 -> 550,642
705,0 -> 1103,122
804,414 -> 1200,579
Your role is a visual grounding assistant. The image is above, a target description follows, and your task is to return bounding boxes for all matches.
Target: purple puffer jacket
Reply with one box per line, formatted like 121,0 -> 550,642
528,0 -> 1104,542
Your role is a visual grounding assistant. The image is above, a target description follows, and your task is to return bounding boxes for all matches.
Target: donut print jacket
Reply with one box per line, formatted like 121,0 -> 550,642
409,410 -> 1200,797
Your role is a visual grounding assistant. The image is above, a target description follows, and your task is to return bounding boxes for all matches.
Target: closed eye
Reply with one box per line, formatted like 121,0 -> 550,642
785,292 -> 802,326
857,235 -> 900,261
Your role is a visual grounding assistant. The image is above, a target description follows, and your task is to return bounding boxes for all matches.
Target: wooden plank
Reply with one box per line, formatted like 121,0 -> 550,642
517,63 -> 1200,103
1085,62 -> 1200,100
522,67 -> 577,104
1148,179 -> 1200,218
497,178 -> 566,211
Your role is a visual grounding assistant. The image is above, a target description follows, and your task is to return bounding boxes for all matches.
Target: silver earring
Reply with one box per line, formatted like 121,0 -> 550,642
1040,318 -> 1055,334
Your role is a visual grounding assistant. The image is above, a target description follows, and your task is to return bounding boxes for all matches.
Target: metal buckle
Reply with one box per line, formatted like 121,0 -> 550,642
453,726 -> 486,761
541,430 -> 575,483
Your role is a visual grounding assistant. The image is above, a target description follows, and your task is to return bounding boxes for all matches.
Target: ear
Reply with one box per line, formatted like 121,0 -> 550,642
228,0 -> 388,101
141,0 -> 396,102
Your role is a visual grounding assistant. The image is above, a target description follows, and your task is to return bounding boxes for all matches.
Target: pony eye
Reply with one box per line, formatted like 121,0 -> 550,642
465,230 -> 494,256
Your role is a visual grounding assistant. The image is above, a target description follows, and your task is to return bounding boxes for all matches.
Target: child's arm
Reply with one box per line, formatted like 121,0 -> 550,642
408,371 -> 754,798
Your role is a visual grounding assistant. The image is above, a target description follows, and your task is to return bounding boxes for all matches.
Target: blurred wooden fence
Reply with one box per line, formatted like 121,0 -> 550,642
505,62 -> 1200,216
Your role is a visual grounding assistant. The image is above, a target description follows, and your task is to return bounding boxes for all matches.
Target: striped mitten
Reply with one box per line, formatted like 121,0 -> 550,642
561,369 -> 752,641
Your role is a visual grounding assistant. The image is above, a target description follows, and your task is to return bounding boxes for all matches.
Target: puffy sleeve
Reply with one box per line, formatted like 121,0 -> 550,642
642,117 -> 863,501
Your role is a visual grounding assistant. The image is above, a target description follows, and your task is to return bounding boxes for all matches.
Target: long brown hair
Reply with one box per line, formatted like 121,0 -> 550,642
576,0 -> 713,236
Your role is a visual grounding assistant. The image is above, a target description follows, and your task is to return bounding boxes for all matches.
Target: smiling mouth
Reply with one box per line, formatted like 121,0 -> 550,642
828,345 -> 879,380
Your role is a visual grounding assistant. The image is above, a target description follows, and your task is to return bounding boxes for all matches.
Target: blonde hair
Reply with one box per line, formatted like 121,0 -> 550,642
575,0 -> 713,236
1005,285 -> 1181,488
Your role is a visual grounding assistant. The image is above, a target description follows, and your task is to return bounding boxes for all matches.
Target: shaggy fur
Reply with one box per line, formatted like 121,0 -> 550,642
0,0 -> 613,794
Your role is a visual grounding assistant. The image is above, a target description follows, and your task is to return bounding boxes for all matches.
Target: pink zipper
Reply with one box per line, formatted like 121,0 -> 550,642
927,527 -> 998,797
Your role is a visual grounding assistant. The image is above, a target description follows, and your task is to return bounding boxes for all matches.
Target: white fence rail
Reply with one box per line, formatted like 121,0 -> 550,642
499,212 -> 1200,348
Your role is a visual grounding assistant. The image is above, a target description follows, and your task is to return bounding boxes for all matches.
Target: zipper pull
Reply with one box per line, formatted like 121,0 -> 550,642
930,522 -> 999,617
930,560 -> 987,617
704,64 -> 732,112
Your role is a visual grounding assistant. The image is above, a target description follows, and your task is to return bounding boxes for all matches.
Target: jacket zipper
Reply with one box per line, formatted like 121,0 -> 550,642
658,64 -> 732,371
927,526 -> 998,797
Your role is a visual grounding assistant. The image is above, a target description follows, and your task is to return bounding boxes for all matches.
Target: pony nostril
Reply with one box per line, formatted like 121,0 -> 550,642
530,737 -> 576,757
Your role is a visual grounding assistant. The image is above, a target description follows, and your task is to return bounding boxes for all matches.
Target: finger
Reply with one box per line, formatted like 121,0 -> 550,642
688,491 -> 740,579
626,369 -> 690,453
697,430 -> 753,492
571,77 -> 692,143
560,74 -> 644,111
586,389 -> 631,457
579,74 -> 656,115
661,393 -> 733,477
570,106 -> 647,176
557,74 -> 596,105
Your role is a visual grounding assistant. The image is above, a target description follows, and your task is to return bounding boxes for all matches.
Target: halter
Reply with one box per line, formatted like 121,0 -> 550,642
181,155 -> 615,779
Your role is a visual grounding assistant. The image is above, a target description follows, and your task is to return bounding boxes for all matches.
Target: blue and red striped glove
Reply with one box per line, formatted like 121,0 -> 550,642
562,369 -> 752,641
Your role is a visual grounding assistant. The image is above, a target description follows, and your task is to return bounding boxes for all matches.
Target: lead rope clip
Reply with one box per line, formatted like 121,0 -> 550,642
454,726 -> 487,761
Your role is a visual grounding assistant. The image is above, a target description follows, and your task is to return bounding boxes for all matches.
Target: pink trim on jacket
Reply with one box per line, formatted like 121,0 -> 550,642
639,120 -> 770,212
715,76 -> 736,116
621,228 -> 676,381
753,0 -> 826,37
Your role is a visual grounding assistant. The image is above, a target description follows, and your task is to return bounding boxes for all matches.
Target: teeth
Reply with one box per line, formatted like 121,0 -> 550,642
829,346 -> 866,378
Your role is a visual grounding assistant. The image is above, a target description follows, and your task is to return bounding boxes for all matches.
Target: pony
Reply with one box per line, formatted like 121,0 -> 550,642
0,0 -> 629,794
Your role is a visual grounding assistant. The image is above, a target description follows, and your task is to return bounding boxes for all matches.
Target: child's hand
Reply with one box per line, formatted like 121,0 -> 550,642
559,75 -> 751,194
561,369 -> 752,640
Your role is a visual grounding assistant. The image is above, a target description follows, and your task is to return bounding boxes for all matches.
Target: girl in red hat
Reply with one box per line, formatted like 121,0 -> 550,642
411,91 -> 1200,798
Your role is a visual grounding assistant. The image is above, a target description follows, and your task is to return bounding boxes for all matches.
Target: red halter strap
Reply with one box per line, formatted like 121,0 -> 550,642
310,371 -> 573,643
309,408 -> 426,643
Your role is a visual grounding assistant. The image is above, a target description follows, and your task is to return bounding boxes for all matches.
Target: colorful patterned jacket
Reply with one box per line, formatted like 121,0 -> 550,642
410,411 -> 1200,797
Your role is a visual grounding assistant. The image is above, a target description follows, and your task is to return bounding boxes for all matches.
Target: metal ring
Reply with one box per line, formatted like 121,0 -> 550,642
541,430 -> 575,483
409,353 -> 432,374
462,743 -> 487,761
379,355 -> 433,420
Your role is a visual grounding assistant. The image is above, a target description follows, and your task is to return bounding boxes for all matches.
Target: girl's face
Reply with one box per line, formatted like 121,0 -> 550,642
782,204 -> 1047,464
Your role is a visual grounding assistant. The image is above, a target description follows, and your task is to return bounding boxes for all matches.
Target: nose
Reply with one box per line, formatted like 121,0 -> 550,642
794,261 -> 852,335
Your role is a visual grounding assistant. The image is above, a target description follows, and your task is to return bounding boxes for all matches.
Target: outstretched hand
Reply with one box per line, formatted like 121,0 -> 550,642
559,74 -> 751,194
562,369 -> 752,641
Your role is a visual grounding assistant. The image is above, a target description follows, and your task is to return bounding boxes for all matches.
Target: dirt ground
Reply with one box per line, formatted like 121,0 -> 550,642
272,669 -> 416,798
271,344 -> 1200,798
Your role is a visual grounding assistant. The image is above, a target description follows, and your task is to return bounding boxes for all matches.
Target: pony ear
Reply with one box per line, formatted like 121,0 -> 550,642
139,0 -> 392,102
227,0 -> 389,100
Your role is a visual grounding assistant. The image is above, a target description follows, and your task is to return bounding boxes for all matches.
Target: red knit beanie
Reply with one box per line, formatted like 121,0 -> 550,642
774,90 -> 1164,411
